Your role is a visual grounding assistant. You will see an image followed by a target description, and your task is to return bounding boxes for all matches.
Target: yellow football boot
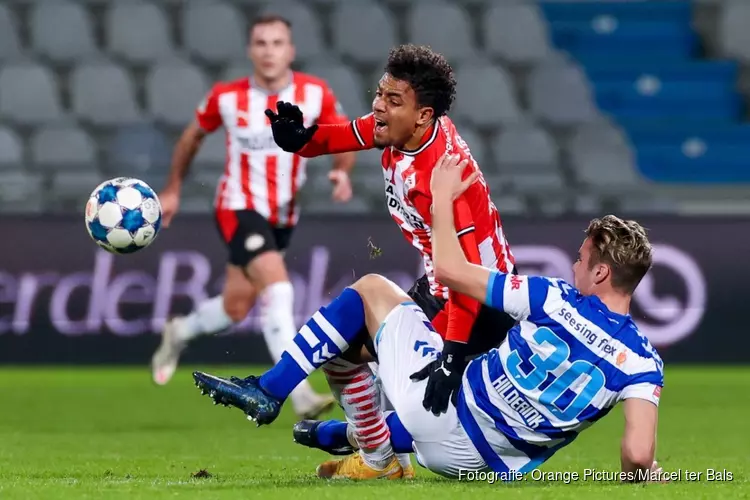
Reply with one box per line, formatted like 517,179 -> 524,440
316,452 -> 403,480
402,463 -> 416,479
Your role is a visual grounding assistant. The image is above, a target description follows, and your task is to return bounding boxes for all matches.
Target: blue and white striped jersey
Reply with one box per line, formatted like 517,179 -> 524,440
456,272 -> 664,475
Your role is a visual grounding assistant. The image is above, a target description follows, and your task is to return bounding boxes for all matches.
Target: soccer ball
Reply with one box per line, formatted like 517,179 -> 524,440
85,177 -> 162,254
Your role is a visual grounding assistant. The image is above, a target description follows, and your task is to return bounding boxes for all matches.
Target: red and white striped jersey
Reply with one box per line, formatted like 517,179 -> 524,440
298,113 -> 515,344
195,71 -> 348,226
378,115 -> 515,299
300,113 -> 516,299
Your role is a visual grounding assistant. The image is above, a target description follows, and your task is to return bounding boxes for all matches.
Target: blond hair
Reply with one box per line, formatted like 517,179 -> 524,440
585,215 -> 653,294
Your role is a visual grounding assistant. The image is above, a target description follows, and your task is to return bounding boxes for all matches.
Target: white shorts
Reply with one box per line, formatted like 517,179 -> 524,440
373,301 -> 489,478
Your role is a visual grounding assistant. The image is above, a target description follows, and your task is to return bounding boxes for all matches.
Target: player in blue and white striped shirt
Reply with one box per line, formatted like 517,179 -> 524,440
192,153 -> 665,481
405,153 -> 664,479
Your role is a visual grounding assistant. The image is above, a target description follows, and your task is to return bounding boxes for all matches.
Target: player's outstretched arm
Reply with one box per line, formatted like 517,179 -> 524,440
431,153 -> 490,304
620,398 -> 659,482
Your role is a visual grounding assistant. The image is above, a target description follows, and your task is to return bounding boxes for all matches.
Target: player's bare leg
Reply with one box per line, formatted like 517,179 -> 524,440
152,265 -> 254,385
245,250 -> 335,420
192,274 -> 409,480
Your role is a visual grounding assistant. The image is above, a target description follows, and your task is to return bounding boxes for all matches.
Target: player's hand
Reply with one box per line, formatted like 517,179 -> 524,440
265,101 -> 318,153
410,340 -> 467,416
430,153 -> 479,203
158,189 -> 180,228
328,170 -> 352,203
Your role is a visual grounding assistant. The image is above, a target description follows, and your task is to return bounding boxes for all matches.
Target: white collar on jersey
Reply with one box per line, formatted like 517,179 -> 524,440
249,70 -> 295,95
394,118 -> 440,156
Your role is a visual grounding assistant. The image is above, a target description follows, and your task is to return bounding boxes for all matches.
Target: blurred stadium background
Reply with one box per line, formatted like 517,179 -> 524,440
0,0 -> 748,496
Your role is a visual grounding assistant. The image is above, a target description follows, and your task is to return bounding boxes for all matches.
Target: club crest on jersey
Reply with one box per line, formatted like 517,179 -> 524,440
404,171 -> 417,191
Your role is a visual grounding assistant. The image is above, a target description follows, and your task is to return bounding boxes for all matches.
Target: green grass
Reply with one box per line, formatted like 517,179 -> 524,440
0,365 -> 747,499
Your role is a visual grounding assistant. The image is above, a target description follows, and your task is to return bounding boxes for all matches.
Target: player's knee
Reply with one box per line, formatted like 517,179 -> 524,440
223,295 -> 252,323
351,274 -> 403,301
351,273 -> 387,293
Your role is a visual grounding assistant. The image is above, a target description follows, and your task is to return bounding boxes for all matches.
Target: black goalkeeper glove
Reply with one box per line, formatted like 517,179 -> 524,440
264,101 -> 318,153
410,340 -> 468,416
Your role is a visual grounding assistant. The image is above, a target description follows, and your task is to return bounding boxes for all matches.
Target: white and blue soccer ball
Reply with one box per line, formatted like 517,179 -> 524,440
85,177 -> 162,254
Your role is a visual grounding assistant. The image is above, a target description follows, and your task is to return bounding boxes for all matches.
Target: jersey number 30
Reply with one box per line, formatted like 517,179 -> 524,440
506,327 -> 605,421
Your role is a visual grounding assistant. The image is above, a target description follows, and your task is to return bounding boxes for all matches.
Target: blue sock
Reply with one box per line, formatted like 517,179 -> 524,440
316,420 -> 350,449
317,415 -> 414,454
259,287 -> 365,400
386,412 -> 414,454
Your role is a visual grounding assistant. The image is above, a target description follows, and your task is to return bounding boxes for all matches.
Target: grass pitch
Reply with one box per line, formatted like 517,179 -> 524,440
0,365 -> 747,499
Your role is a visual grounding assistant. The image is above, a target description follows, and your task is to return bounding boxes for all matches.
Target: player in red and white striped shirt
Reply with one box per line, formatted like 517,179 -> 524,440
262,45 -> 520,477
151,15 -> 354,421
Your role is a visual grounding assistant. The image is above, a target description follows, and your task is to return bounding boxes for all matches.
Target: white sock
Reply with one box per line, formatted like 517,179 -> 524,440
174,295 -> 232,342
260,281 -> 321,413
324,358 -> 394,470
379,388 -> 412,471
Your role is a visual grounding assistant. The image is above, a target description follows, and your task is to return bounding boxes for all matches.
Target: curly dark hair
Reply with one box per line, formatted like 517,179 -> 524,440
385,44 -> 457,118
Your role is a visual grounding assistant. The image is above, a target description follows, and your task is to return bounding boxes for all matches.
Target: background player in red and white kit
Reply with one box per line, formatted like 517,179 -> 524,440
151,15 -> 355,420
265,45 -> 520,476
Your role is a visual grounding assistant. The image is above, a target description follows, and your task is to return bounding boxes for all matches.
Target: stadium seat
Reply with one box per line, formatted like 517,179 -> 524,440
573,193 -> 603,215
301,59 -> 368,119
106,1 -> 175,64
539,1 -> 692,23
348,167 -> 386,206
331,3 -> 396,66
540,1 -> 696,60
634,138 -> 750,184
528,59 -> 599,126
193,130 -> 227,171
30,125 -> 97,170
565,122 -> 631,157
488,122 -> 567,194
71,59 -> 142,126
221,62 -> 251,82
490,193 -> 527,216
145,59 -> 210,128
180,195 -> 213,214
182,171 -> 220,208
182,1 -> 246,64
491,124 -> 559,171
581,60 -> 740,121
0,4 -> 23,61
30,0 -> 98,63
591,72 -> 741,122
616,194 -> 678,215
407,1 -> 477,61
0,172 -> 44,213
50,171 -> 105,212
452,61 -> 522,128
106,123 -> 172,176
454,125 -> 488,170
0,61 -> 65,125
259,2 -> 324,63
0,126 -> 24,169
571,146 -> 646,193
484,4 -> 551,65
718,2 -> 750,63
382,0 -> 463,6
